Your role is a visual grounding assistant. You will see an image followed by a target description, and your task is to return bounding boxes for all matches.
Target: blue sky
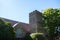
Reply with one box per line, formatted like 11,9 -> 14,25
0,0 -> 60,23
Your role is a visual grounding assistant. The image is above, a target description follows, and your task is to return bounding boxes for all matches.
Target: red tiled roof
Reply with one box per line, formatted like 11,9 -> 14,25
21,23 -> 30,32
1,17 -> 18,26
0,17 -> 30,32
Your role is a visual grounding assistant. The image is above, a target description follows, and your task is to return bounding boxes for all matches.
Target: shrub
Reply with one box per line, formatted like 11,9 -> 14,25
24,33 -> 33,40
0,18 -> 15,39
30,33 -> 46,40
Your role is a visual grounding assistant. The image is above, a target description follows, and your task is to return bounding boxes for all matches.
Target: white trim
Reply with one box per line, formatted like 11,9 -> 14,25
13,23 -> 19,27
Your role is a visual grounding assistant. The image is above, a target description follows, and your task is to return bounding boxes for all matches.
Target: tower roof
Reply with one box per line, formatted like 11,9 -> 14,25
29,10 -> 42,16
32,10 -> 42,13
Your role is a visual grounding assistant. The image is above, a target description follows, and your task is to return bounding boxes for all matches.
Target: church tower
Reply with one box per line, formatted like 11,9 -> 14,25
29,10 -> 43,33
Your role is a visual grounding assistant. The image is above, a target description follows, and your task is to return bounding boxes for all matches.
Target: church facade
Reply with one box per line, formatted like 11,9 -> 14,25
0,10 -> 46,38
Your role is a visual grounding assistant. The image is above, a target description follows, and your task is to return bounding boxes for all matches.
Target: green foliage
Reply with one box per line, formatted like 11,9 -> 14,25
0,18 -> 15,39
30,33 -> 45,40
0,18 -> 5,24
24,34 -> 33,40
5,22 -> 11,26
42,8 -> 60,40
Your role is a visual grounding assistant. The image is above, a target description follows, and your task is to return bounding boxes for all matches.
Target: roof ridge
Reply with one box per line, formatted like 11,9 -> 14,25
0,17 -> 19,22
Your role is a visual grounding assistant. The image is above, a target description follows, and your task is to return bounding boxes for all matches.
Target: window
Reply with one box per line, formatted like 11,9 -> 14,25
55,26 -> 60,32
16,29 -> 25,38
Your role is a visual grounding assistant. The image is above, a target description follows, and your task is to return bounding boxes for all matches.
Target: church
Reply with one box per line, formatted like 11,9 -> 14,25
0,10 -> 46,38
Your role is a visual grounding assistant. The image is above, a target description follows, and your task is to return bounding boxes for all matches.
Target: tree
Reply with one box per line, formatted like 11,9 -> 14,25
0,18 -> 15,39
42,8 -> 60,40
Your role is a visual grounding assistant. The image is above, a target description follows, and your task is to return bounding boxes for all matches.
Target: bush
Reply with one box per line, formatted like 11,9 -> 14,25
30,33 -> 46,40
0,18 -> 15,39
24,33 -> 33,40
